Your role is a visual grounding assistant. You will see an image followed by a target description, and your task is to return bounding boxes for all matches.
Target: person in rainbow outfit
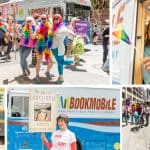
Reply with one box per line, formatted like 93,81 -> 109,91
35,14 -> 54,81
0,16 -> 8,46
47,14 -> 75,83
19,16 -> 36,76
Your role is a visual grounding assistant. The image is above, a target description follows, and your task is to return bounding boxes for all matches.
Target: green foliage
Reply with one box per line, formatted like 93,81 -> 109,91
91,0 -> 109,9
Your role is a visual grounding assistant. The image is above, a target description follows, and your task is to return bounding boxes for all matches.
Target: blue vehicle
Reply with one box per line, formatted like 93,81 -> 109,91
7,87 -> 120,150
0,88 -> 5,148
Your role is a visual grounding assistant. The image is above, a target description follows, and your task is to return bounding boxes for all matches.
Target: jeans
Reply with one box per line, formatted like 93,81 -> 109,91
6,40 -> 12,55
102,41 -> 109,65
52,48 -> 64,76
19,45 -> 32,72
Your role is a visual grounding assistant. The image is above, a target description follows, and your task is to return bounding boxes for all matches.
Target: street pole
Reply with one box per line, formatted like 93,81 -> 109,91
13,0 -> 16,60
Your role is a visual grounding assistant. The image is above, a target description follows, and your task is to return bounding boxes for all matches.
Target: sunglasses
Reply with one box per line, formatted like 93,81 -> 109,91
41,18 -> 47,20
54,18 -> 59,20
27,20 -> 32,23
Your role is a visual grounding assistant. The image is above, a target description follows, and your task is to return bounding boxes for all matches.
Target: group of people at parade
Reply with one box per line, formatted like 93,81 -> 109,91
0,13 -> 85,83
122,100 -> 150,128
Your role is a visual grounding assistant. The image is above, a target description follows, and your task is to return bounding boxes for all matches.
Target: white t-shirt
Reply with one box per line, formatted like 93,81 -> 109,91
51,129 -> 76,150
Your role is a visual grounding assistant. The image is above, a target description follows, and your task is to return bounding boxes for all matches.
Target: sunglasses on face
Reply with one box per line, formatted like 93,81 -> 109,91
41,18 -> 47,21
27,20 -> 31,23
54,18 -> 59,20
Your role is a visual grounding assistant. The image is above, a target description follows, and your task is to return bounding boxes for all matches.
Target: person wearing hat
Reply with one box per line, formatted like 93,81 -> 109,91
41,114 -> 77,150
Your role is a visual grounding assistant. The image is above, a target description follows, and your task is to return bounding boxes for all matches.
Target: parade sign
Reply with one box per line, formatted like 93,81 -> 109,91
0,2 -> 18,17
29,7 -> 52,16
29,88 -> 58,132
74,20 -> 89,34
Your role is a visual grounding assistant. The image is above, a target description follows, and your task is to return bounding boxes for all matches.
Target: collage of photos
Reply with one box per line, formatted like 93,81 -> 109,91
0,0 -> 150,150
0,0 -> 109,85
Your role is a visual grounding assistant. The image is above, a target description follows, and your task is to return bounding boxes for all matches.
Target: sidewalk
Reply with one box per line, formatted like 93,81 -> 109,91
122,124 -> 150,150
0,44 -> 109,85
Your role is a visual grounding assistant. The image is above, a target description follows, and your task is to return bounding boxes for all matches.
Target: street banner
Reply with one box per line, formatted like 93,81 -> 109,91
29,88 -> 58,132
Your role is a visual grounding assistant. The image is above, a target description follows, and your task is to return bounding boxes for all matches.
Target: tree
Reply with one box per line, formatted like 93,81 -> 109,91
91,0 -> 109,10
91,0 -> 109,35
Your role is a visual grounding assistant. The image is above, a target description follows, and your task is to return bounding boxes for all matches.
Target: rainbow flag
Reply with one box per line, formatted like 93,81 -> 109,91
112,24 -> 131,45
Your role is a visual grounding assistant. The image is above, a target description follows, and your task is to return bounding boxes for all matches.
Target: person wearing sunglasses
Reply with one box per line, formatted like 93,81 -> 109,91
35,14 -> 54,81
47,14 -> 75,83
41,114 -> 77,150
19,16 -> 36,77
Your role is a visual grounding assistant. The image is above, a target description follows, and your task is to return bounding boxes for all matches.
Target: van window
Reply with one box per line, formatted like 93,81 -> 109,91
11,96 -> 29,118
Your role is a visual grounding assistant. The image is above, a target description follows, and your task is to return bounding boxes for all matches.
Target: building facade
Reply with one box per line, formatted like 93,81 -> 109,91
122,87 -> 146,104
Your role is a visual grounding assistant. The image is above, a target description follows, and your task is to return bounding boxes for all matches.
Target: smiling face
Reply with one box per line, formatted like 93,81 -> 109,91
41,17 -> 47,24
57,118 -> 67,130
53,17 -> 60,24
57,114 -> 68,131
40,14 -> 47,25
53,14 -> 62,25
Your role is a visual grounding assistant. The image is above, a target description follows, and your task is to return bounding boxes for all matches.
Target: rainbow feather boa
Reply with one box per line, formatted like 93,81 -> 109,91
23,24 -> 30,44
37,23 -> 49,53
47,22 -> 64,49
36,22 -> 51,61
0,22 -> 6,33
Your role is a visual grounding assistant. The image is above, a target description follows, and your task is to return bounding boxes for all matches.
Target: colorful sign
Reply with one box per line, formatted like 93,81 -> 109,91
57,87 -> 120,119
74,20 -> 89,34
112,0 -> 137,84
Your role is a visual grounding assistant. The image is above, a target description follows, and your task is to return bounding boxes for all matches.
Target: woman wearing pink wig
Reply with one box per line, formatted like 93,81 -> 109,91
47,14 -> 75,83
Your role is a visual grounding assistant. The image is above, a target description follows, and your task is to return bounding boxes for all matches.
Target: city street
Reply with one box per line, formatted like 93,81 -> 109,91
122,123 -> 150,150
0,44 -> 109,85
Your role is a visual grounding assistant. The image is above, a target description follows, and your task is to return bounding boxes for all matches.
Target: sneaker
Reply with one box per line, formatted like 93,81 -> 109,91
25,69 -> 30,76
34,75 -> 40,81
45,72 -> 52,80
6,54 -> 11,60
56,77 -> 64,84
23,70 -> 27,77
